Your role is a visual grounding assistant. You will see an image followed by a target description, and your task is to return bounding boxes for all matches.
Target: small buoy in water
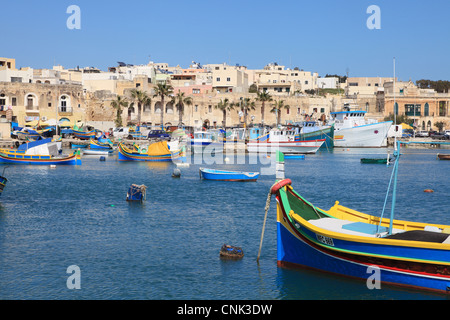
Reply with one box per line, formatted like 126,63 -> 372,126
219,244 -> 244,259
50,165 -> 56,168
172,168 -> 181,178
424,189 -> 434,193
224,157 -> 230,162
99,156 -> 106,161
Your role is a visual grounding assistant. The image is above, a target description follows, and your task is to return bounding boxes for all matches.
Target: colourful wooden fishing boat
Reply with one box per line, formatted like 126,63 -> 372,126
73,129 -> 96,140
118,141 -> 180,162
265,149 -> 450,294
0,149 -> 81,165
89,139 -> 113,150
199,168 -> 259,181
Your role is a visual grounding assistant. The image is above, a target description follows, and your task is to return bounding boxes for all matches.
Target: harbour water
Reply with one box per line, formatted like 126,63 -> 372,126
0,147 -> 449,300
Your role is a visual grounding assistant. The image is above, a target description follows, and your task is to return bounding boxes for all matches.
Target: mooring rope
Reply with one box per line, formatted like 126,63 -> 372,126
257,182 -> 278,263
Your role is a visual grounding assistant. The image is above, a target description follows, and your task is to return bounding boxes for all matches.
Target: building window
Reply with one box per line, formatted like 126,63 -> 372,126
208,105 -> 212,113
48,103 -> 52,107
195,105 -> 198,112
305,81 -> 308,85
192,89 -> 200,94
226,77 -> 231,82
12,97 -> 17,106
216,77 -> 220,82
424,103 -> 429,116
405,104 -> 421,116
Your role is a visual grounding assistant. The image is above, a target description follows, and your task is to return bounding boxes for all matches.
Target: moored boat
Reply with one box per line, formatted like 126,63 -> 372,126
199,168 -> 259,181
329,104 -> 392,147
437,153 -> 450,160
361,157 -> 392,164
89,139 -> 113,150
73,129 -> 96,140
118,141 -> 180,161
82,149 -> 114,156
269,149 -> 450,294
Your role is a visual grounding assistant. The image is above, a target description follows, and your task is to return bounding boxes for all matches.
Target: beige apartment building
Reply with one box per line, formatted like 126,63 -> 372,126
0,81 -> 87,126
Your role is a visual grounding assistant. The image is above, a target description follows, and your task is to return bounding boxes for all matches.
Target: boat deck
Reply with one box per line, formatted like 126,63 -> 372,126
308,217 -> 450,243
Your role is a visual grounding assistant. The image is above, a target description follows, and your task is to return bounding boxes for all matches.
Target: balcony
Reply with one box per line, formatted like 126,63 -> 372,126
25,105 -> 39,113
58,106 -> 73,116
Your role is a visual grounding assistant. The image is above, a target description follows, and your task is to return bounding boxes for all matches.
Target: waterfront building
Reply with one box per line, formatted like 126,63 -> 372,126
383,80 -> 450,131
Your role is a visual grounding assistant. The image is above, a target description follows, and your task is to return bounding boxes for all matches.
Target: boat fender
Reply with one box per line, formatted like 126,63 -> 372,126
270,178 -> 292,194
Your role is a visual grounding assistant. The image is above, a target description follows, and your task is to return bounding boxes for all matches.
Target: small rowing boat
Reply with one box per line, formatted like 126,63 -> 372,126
199,168 -> 259,181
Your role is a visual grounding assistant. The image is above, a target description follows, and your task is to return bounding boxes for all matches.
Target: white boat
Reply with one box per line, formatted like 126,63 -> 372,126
247,128 -> 324,154
329,104 -> 392,147
82,149 -> 114,156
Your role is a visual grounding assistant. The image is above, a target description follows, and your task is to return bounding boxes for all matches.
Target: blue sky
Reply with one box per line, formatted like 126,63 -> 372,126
3,0 -> 449,81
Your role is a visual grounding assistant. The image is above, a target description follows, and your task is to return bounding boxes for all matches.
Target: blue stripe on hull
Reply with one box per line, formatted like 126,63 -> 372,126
277,222 -> 450,293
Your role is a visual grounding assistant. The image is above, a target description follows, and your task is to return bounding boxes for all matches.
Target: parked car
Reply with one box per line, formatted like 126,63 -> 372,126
444,130 -> 450,138
148,130 -> 170,140
112,127 -> 129,138
416,130 -> 429,137
429,131 -> 447,140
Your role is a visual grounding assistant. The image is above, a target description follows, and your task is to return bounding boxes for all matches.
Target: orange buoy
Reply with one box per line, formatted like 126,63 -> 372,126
424,189 -> 434,193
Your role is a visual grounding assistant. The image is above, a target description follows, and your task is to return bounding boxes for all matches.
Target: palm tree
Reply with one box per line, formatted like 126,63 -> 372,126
130,89 -> 151,125
240,97 -> 256,128
153,83 -> 174,130
215,98 -> 234,128
110,95 -> 128,127
255,90 -> 273,125
270,100 -> 290,127
172,90 -> 193,128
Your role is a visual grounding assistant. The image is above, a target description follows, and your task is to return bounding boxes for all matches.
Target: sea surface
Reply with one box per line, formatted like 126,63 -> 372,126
0,146 -> 449,300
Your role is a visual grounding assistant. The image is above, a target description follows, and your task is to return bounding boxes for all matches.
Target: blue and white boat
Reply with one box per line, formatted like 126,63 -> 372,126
199,168 -> 259,181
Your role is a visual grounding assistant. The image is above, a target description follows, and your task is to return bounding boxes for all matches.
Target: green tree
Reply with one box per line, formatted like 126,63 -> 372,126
215,98 -> 234,128
255,90 -> 272,125
110,95 -> 128,128
172,90 -> 193,128
153,83 -> 174,130
130,89 -> 151,125
434,121 -> 445,132
270,100 -> 290,127
248,83 -> 258,93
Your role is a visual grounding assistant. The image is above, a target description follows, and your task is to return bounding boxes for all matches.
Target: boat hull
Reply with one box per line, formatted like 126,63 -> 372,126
73,130 -> 96,140
118,143 -> 179,162
247,139 -> 324,154
296,126 -> 334,149
276,185 -> 450,294
333,121 -> 392,147
199,168 -> 259,181
0,153 -> 81,165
